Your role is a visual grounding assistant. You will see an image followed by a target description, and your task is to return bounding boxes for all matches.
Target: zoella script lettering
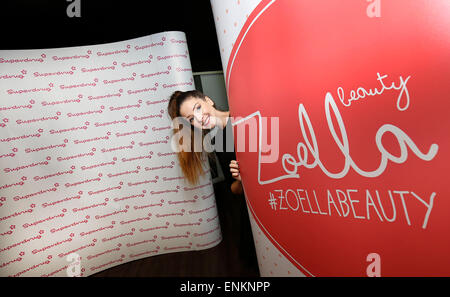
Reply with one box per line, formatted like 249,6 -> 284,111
233,93 -> 439,185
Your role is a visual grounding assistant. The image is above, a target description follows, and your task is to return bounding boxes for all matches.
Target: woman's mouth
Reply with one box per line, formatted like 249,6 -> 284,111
203,115 -> 210,127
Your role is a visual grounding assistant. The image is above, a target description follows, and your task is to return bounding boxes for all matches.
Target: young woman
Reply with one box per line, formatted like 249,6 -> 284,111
167,89 -> 258,269
167,90 -> 242,192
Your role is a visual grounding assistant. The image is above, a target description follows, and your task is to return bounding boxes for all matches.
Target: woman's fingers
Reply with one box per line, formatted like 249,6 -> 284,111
229,160 -> 241,181
229,164 -> 240,173
231,172 -> 241,181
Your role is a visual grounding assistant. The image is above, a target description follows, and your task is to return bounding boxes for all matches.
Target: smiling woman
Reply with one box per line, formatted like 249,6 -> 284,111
167,89 -> 258,271
167,90 -> 240,189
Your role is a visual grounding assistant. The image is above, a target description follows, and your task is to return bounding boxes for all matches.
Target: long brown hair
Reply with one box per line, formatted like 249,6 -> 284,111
167,90 -> 213,185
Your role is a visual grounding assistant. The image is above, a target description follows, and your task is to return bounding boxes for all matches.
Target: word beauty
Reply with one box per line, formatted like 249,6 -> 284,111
336,72 -> 411,111
232,92 -> 439,185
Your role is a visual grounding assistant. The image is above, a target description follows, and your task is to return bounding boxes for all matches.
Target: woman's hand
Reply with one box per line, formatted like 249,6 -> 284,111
229,160 -> 241,181
230,160 -> 243,195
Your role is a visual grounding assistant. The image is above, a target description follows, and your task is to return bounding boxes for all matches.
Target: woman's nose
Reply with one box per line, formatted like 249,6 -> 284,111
193,109 -> 203,123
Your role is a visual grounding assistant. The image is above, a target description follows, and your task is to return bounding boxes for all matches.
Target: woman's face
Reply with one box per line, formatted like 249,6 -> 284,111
179,96 -> 217,130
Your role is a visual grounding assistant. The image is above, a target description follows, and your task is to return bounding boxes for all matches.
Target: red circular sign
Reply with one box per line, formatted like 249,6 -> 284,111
227,0 -> 450,276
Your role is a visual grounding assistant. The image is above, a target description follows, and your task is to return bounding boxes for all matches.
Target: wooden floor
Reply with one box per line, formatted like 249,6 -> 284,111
90,181 -> 260,277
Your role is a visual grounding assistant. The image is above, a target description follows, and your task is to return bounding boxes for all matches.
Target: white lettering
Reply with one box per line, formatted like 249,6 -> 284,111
232,93 -> 438,185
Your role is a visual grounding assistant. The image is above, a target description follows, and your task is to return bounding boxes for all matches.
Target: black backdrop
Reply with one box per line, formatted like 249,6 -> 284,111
0,0 -> 222,72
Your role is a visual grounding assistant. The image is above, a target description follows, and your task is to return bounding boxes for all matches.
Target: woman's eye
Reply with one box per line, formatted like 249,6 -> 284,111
196,105 -> 201,110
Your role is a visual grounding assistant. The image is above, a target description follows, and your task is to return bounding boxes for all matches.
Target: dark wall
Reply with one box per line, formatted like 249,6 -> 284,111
0,0 -> 222,72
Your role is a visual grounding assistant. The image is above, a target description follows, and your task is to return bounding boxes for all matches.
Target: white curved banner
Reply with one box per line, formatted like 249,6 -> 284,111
0,31 -> 221,277
211,0 -> 302,277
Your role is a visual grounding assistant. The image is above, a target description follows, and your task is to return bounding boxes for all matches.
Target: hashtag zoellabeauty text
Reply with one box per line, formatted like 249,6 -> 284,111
268,187 -> 435,229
